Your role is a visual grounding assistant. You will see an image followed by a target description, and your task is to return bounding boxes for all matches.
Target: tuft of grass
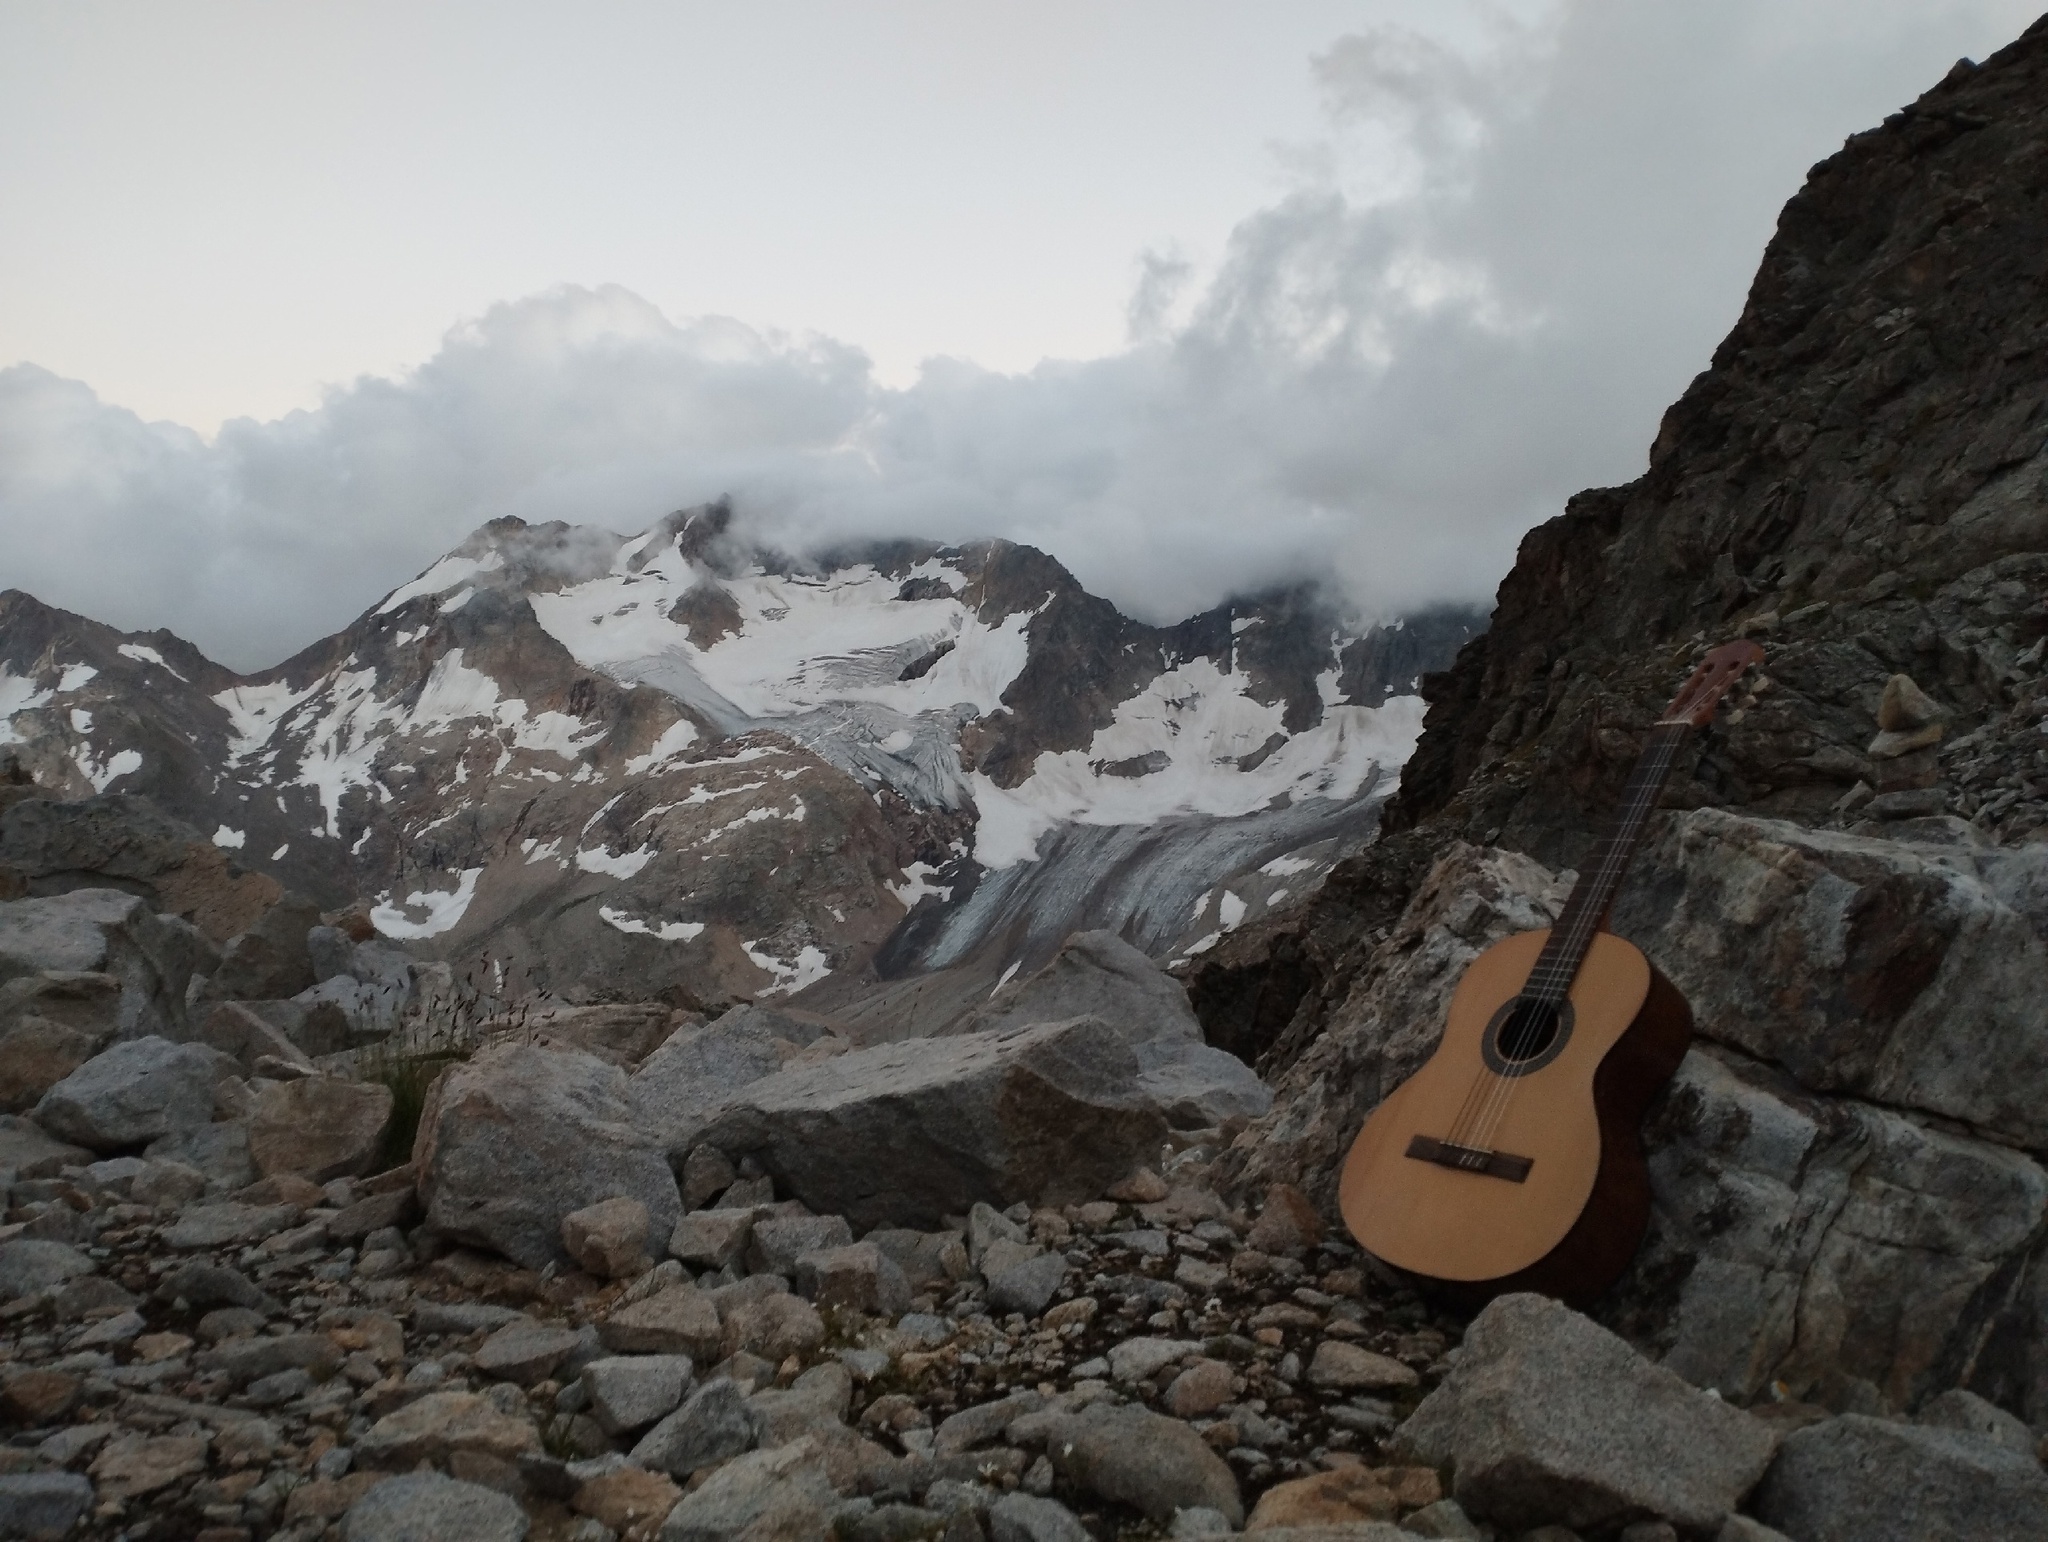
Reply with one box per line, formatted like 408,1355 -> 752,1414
359,1044 -> 467,1172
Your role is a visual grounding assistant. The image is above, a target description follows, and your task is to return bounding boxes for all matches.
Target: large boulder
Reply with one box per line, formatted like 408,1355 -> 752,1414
1612,811 -> 2048,1148
1751,1414 -> 2048,1542
0,1017 -> 103,1114
248,1076 -> 393,1182
0,793 -> 280,944
0,889 -> 213,1039
954,930 -> 1271,1127
693,1016 -> 1175,1230
631,1005 -> 839,1163
518,1003 -> 685,1067
32,1035 -> 233,1152
200,892 -> 320,1003
1019,1400 -> 1242,1526
1394,1294 -> 1778,1535
414,1041 -> 682,1271
0,970 -> 123,1040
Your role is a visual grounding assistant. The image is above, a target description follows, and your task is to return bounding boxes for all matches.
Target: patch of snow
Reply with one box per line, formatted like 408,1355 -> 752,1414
271,843 -> 289,859
373,866 -> 484,939
1268,888 -> 1290,906
968,661 -> 1425,869
0,669 -> 54,744
74,745 -> 141,792
212,825 -> 245,849
55,664 -> 97,693
990,961 -> 1021,997
522,837 -> 564,865
116,644 -> 185,680
1182,931 -> 1223,957
599,906 -> 704,942
576,845 -> 656,879
624,719 -> 701,776
437,586 -> 475,614
1259,853 -> 1320,877
213,679 -> 318,770
1218,891 -> 1247,929
68,709 -> 92,733
888,862 -> 953,908
376,551 -> 503,614
743,940 -> 832,996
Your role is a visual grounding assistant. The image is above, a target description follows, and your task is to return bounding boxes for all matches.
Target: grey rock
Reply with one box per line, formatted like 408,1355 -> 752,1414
0,888 -> 208,1041
0,1114 -> 90,1179
600,1285 -> 722,1360
966,1201 -> 1026,1266
1396,1294 -> 1778,1535
0,970 -> 122,1042
154,1260 -> 271,1312
668,1209 -> 754,1270
143,1119 -> 255,1187
413,1301 -> 525,1336
950,930 -> 1271,1128
631,1007 -> 817,1163
794,1241 -> 911,1316
1032,1401 -> 1242,1526
680,1143 -> 737,1210
164,1201 -> 299,1249
32,1034 -> 232,1151
630,1377 -> 758,1477
582,1354 -> 693,1434
197,1331 -> 341,1387
1400,1499 -> 1486,1539
1915,1388 -> 2038,1456
988,1493 -> 1091,1542
656,1437 -> 838,1541
0,1472 -> 95,1541
307,924 -> 355,982
0,1240 -> 95,1301
936,1392 -> 1045,1456
1612,813 -> 2048,1148
187,1001 -> 313,1070
201,892 -> 319,1003
746,1212 -> 853,1275
1752,1414 -> 2048,1542
474,1317 -> 583,1386
986,1251 -> 1068,1318
746,1360 -> 853,1446
1713,1518 -> 1796,1542
343,1471 -> 530,1542
695,1016 -> 1175,1231
415,1041 -> 682,1271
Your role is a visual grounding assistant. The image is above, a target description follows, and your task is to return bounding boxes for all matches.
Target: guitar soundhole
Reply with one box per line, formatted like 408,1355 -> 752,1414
1481,995 -> 1574,1077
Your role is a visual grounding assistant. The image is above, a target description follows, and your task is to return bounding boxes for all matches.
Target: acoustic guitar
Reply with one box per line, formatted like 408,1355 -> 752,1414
1338,640 -> 1765,1306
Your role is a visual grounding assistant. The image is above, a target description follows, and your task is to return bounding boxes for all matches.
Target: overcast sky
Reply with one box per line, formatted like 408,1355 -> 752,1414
2,1 -> 2040,670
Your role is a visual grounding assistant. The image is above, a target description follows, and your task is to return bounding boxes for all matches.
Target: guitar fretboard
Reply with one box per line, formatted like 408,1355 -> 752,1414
1521,720 -> 1690,1004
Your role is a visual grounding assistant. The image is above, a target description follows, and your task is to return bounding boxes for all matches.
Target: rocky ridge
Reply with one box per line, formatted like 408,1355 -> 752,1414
0,513 -> 1476,1013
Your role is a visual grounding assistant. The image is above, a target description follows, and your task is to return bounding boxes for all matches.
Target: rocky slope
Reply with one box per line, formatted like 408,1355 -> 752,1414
1192,3 -> 2048,1471
0,510 -> 1473,1011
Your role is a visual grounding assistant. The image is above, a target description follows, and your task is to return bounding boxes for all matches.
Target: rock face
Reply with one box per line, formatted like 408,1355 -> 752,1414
32,1036 -> 232,1153
414,1042 -> 682,1271
1395,1295 -> 1778,1535
1227,814 -> 2048,1425
693,1016 -> 1174,1230
0,889 -> 211,1041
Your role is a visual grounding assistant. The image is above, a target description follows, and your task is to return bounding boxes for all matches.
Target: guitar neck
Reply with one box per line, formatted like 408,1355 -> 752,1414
1522,721 -> 1690,1003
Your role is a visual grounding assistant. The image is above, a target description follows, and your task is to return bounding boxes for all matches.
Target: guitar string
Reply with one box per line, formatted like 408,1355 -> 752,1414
1466,727 -> 1680,1153
1461,724 -> 1685,1156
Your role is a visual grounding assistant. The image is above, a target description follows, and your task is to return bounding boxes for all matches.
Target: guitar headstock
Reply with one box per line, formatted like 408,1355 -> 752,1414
1658,640 -> 1766,728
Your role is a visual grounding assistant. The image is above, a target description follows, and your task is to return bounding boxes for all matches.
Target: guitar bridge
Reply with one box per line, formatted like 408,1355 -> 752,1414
1406,1134 -> 1533,1183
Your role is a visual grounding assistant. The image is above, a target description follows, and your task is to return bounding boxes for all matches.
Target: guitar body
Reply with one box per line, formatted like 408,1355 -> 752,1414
1338,927 -> 1692,1307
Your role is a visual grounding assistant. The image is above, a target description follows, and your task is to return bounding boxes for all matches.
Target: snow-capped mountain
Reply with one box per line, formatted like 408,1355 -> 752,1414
0,503 -> 1478,1008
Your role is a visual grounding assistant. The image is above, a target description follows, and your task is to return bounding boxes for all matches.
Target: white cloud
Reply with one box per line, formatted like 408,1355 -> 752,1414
0,1 -> 2034,670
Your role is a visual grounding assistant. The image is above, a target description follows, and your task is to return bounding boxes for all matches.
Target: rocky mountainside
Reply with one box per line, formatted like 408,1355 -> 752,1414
1196,6 -> 2048,1455
0,509 -> 1475,1010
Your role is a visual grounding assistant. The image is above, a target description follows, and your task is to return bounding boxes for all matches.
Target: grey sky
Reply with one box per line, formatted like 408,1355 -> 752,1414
2,1 -> 2040,670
